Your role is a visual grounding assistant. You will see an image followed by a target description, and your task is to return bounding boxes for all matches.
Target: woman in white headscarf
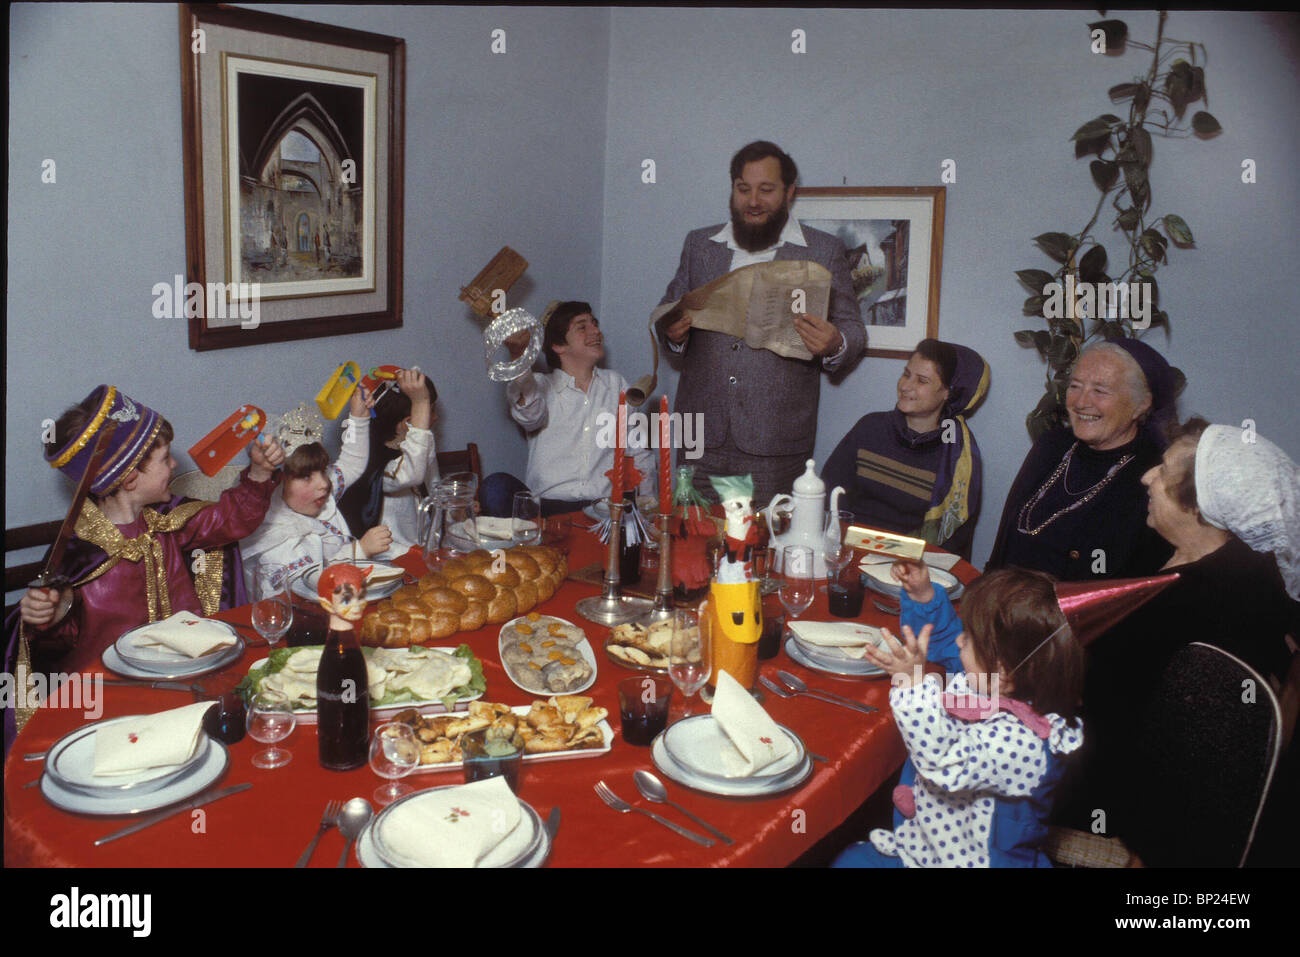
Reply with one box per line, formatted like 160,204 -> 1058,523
1056,417 -> 1299,865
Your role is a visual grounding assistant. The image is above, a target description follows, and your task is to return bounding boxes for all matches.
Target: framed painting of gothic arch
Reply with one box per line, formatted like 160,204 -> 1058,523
180,4 -> 404,350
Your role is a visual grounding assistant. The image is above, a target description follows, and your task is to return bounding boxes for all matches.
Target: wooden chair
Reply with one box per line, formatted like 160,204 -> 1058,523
435,442 -> 482,481
5,520 -> 62,595
1046,642 -> 1282,868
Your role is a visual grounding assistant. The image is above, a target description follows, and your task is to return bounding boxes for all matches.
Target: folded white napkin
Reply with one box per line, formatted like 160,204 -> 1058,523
93,701 -> 212,776
377,777 -> 521,867
358,563 -> 404,584
475,517 -> 518,540
710,670 -> 795,777
132,611 -> 236,658
788,621 -> 885,660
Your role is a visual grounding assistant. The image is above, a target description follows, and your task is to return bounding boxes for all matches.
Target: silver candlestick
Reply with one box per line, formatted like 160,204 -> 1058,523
575,499 -> 653,626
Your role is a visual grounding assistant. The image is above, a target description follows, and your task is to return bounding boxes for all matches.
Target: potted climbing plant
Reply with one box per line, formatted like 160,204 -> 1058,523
1014,12 -> 1221,439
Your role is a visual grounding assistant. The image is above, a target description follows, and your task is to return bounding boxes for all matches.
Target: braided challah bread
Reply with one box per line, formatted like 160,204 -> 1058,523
359,546 -> 568,647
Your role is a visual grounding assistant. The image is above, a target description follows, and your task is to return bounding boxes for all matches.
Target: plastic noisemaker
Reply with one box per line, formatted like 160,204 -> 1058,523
187,405 -> 266,477
315,361 -> 361,419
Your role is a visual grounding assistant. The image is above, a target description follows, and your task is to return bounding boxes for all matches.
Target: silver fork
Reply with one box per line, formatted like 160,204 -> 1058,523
593,781 -> 715,847
295,799 -> 342,867
758,675 -> 877,715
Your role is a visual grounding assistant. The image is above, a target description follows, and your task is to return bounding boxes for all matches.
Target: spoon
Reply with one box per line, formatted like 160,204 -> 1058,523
336,797 -> 373,867
777,670 -> 877,713
633,770 -> 734,845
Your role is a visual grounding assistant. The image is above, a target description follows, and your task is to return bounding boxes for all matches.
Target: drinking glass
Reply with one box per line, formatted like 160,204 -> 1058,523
618,676 -> 674,746
369,722 -> 421,805
779,545 -> 815,639
668,609 -> 711,719
511,491 -> 542,546
247,691 -> 295,769
461,729 -> 524,793
822,509 -> 853,594
252,563 -> 293,649
201,692 -> 246,745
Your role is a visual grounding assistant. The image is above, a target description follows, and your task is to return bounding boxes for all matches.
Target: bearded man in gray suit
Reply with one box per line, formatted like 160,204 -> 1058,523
656,141 -> 867,506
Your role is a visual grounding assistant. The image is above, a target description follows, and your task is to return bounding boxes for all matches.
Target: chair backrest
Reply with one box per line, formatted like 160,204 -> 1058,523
5,519 -> 62,594
168,465 -> 244,501
435,442 -> 481,481
1127,642 -> 1281,867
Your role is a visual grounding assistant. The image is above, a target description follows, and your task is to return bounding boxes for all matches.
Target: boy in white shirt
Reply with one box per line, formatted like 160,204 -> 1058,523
483,301 -> 654,516
241,387 -> 391,594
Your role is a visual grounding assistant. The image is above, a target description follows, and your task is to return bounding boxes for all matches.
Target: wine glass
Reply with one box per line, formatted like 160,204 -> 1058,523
252,563 -> 293,649
779,545 -> 815,640
369,722 -> 421,805
822,509 -> 853,593
668,608 -> 711,719
247,691 -> 295,769
511,491 -> 542,546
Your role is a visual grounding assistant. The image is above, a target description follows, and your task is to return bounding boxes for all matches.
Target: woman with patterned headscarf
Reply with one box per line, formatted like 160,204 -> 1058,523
823,338 -> 989,559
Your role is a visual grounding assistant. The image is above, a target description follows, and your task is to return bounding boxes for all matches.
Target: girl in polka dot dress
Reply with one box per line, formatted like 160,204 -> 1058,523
834,566 -> 1084,867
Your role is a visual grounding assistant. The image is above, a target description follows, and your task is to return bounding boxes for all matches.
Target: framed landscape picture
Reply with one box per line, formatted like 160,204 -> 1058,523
179,4 -> 405,350
793,187 -> 945,358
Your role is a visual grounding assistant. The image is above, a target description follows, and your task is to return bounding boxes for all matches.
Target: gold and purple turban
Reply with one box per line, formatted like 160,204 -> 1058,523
44,385 -> 164,496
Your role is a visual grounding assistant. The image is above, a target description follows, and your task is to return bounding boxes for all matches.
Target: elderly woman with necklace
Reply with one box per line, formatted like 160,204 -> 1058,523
823,339 -> 989,559
987,338 -> 1175,580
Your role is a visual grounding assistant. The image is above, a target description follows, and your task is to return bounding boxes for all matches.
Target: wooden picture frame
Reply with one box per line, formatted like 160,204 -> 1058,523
793,187 -> 945,358
179,3 -> 405,351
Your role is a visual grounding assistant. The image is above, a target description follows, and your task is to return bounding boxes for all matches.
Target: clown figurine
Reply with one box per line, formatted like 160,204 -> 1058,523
317,563 -> 372,631
705,474 -> 762,691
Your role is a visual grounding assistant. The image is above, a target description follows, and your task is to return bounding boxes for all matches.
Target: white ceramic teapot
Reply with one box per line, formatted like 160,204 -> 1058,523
765,460 -> 844,578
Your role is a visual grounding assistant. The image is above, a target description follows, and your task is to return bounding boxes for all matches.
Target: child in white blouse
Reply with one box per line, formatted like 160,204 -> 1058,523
337,368 -> 438,551
241,386 -> 388,594
835,566 -> 1085,868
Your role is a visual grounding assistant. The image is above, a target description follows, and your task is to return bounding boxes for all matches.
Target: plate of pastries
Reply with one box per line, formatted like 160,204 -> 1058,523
359,546 -> 568,647
604,618 -> 672,672
391,696 -> 611,769
498,613 -> 596,694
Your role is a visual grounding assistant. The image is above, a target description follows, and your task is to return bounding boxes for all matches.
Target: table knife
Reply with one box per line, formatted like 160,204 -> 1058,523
545,806 -> 561,841
93,783 -> 252,846
99,679 -> 203,692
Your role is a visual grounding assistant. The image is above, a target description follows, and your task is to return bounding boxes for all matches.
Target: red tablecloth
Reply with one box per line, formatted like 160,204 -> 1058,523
5,526 -> 975,867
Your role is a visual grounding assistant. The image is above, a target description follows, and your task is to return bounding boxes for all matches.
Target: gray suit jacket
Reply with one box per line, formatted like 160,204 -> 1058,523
657,224 -> 866,456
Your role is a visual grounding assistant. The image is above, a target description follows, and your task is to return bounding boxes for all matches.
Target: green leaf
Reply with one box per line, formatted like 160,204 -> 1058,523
1079,244 -> 1108,283
1189,66 -> 1206,103
1098,114 -> 1123,126
1033,330 -> 1052,352
1046,336 -> 1078,368
1071,119 -> 1113,142
1192,111 -> 1222,136
1116,207 -> 1140,232
1023,295 -> 1048,317
1163,214 -> 1195,247
1129,126 -> 1153,167
1014,330 -> 1042,348
1108,83 -> 1140,102
1033,232 -> 1076,264
1075,134 -> 1111,160
1088,19 -> 1128,51
1016,268 -> 1056,293
1090,159 -> 1119,191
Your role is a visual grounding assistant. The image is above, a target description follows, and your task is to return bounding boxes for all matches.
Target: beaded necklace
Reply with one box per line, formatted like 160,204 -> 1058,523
1016,442 -> 1135,536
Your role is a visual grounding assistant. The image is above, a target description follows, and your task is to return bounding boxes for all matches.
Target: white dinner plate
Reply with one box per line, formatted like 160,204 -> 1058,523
40,736 -> 229,816
44,714 -> 209,796
787,622 -> 888,678
497,615 -> 597,696
661,714 -> 805,782
363,786 -> 547,868
290,563 -> 406,602
410,707 -> 613,775
650,731 -> 811,798
102,634 -> 245,681
114,619 -> 242,672
859,562 -> 964,601
785,636 -> 885,678
242,646 -> 483,724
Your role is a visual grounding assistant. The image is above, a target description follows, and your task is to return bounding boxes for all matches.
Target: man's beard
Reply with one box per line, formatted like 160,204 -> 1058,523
730,197 -> 791,253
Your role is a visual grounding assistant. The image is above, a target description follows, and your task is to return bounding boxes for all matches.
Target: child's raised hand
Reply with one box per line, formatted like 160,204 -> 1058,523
247,436 -> 284,481
20,586 -> 70,629
890,559 -> 934,604
862,623 -> 932,687
396,368 -> 428,403
348,384 -> 375,419
359,525 -> 393,558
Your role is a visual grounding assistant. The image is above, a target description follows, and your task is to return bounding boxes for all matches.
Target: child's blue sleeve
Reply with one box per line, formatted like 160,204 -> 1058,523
899,587 -> 963,675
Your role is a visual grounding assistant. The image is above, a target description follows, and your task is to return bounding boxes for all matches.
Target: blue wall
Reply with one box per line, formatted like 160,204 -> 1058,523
9,5 -> 1299,573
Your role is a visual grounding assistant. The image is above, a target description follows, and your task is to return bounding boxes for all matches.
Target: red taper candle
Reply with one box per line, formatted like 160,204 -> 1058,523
611,390 -> 627,501
659,395 -> 671,508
